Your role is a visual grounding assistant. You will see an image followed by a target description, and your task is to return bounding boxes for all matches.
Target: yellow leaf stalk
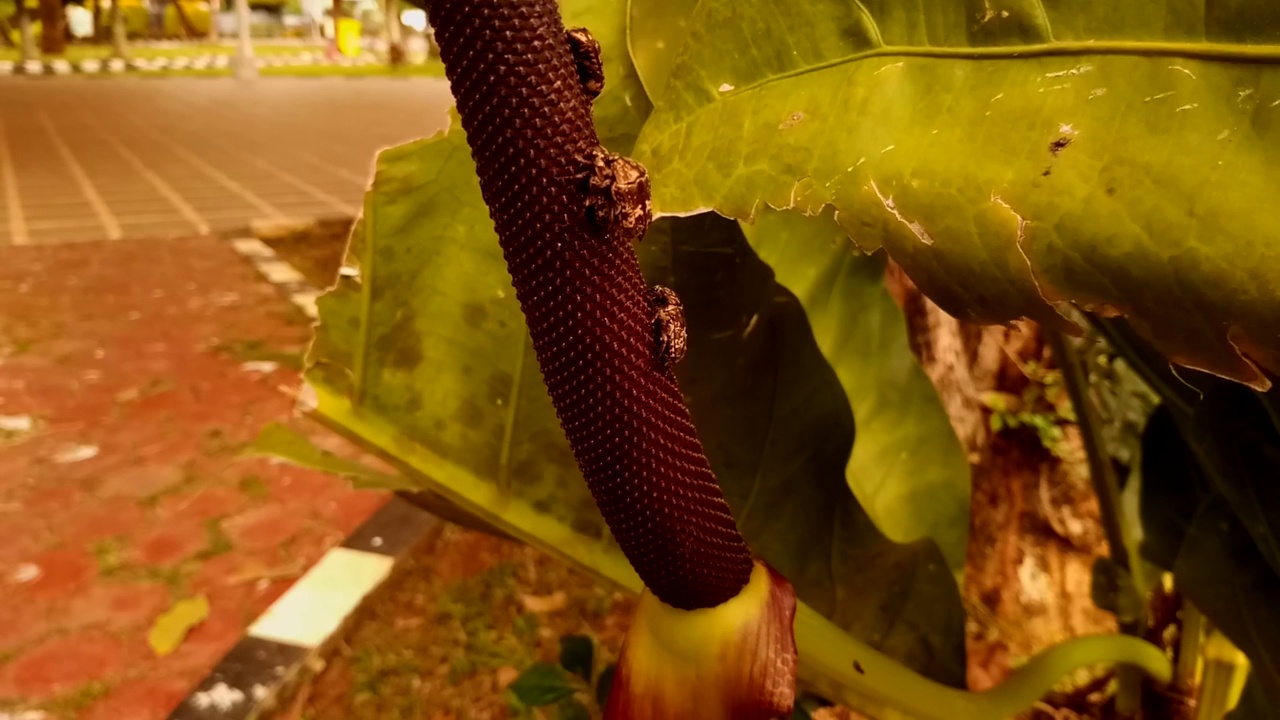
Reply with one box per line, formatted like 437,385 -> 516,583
605,559 -> 797,720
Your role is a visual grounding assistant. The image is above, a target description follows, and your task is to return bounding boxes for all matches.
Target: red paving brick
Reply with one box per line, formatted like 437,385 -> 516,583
0,631 -> 131,700
0,237 -> 389,715
81,676 -> 192,720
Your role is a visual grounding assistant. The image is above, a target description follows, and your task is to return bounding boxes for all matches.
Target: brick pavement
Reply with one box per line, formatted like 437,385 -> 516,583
0,237 -> 398,719
0,77 -> 453,245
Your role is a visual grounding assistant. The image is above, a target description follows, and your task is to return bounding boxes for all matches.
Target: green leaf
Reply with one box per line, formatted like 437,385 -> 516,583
1174,498 -> 1280,708
626,0 -> 697,99
594,662 -> 616,709
558,635 -> 595,683
1138,405 -> 1209,569
243,422 -> 413,491
1140,395 -> 1280,707
147,595 -> 209,657
556,698 -> 593,720
633,1 -> 1280,389
568,0 -> 651,153
1186,385 -> 1280,577
509,663 -> 578,708
1229,678 -> 1270,720
738,209 -> 969,571
640,212 -> 966,681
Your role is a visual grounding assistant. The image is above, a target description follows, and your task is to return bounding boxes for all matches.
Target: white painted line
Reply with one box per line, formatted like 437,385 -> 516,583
295,152 -> 368,185
254,258 -> 307,285
244,159 -> 359,216
38,111 -> 123,240
230,237 -> 276,258
25,217 -> 122,230
247,547 -> 393,649
290,290 -> 320,319
0,115 -> 29,245
142,125 -> 286,222
84,116 -> 211,235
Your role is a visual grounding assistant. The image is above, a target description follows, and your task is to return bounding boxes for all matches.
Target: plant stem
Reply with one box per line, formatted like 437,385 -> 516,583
1176,600 -> 1204,692
1046,329 -> 1146,716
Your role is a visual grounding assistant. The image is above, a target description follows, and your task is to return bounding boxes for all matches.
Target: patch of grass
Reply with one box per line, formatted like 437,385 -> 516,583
261,61 -> 446,77
92,537 -> 127,577
42,680 -> 110,715
238,474 -> 270,500
351,646 -> 424,698
40,58 -> 449,79
512,612 -> 539,641
0,43 -> 323,63
194,518 -> 232,560
435,562 -> 534,684
210,338 -> 303,371
139,468 -> 202,509
93,536 -> 194,591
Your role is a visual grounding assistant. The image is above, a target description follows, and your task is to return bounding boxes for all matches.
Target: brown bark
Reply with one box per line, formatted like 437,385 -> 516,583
170,0 -> 198,38
38,0 -> 65,55
884,261 -> 1117,716
0,17 -> 16,48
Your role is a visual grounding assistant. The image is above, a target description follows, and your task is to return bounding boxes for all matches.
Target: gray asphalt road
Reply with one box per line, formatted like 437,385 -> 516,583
0,77 -> 454,245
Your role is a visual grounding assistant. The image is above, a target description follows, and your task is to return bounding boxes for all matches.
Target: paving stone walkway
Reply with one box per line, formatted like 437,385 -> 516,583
0,236 -> 395,719
0,77 -> 453,245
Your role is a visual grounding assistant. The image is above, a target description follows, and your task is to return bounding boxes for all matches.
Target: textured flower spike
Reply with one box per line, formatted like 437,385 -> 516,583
605,559 -> 797,720
425,1 -> 798,717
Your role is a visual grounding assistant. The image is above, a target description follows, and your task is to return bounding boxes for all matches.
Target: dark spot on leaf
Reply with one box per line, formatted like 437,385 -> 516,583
1041,166 -> 1053,177
461,302 -> 490,329
456,399 -> 485,430
1049,136 -> 1072,155
488,371 -> 514,402
376,311 -> 422,370
1106,185 -> 1117,197
853,660 -> 865,674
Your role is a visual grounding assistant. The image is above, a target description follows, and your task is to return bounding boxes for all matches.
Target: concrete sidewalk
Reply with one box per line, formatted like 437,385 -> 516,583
0,77 -> 453,245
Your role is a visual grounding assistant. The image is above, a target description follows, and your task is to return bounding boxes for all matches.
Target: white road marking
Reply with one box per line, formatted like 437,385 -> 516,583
141,123 -> 286,221
0,115 -> 28,245
83,115 -> 211,235
39,111 -> 123,240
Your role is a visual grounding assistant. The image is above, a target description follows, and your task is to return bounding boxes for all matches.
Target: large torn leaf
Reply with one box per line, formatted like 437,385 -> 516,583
639,213 -> 965,681
244,422 -> 412,490
303,3 -> 1173,713
307,122 -> 967,686
626,0 -> 697,99
632,1 -> 1280,389
739,210 -> 969,572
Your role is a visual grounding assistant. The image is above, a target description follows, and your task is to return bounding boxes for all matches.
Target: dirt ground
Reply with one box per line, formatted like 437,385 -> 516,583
276,524 -> 635,720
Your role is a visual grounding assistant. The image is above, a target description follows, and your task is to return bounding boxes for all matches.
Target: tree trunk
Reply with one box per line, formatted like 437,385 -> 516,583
18,1 -> 37,60
169,0 -> 197,38
109,0 -> 126,59
383,0 -> 402,66
206,0 -> 219,41
91,0 -> 101,42
38,0 -> 65,55
883,262 -> 1119,716
231,0 -> 255,78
